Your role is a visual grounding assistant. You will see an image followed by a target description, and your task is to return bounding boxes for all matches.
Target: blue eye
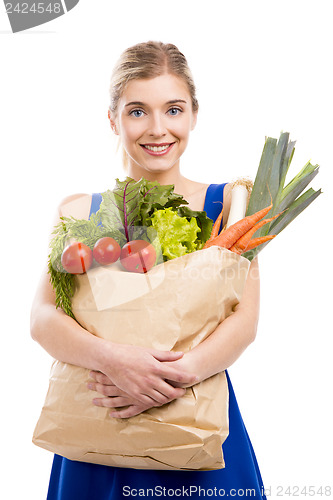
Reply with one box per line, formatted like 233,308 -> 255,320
130,109 -> 144,118
168,107 -> 182,116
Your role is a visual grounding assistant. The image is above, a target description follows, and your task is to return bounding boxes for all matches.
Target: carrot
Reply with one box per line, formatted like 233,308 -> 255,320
230,211 -> 283,253
203,204 -> 223,248
210,203 -> 224,239
204,199 -> 273,250
242,234 -> 275,251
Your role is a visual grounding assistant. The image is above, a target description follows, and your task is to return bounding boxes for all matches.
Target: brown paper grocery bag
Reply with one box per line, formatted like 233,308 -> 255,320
33,246 -> 250,470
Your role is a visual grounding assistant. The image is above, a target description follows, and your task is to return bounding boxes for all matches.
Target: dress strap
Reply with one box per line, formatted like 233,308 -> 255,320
89,193 -> 102,218
204,183 -> 228,224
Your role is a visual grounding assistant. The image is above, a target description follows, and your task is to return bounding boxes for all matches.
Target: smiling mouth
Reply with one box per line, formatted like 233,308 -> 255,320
141,142 -> 175,153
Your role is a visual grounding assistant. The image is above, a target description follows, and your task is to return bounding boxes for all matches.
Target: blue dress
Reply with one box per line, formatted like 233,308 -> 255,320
47,183 -> 266,500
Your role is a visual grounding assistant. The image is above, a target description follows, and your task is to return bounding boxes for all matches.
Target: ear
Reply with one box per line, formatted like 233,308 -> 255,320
191,111 -> 198,131
108,109 -> 119,135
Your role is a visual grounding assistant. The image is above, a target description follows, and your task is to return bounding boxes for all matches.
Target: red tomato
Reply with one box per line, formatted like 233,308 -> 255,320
120,240 -> 156,273
61,242 -> 93,274
93,237 -> 121,265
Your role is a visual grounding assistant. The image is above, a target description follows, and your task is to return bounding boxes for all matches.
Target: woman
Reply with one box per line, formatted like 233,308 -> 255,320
31,41 -> 266,499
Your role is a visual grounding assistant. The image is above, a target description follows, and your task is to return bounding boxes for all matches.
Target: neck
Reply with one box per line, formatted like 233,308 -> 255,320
127,162 -> 191,196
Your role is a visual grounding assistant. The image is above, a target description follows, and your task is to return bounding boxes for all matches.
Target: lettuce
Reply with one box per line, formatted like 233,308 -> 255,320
148,207 -> 201,260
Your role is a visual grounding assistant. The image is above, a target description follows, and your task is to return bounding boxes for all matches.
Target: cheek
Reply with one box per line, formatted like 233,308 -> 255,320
173,116 -> 193,139
119,119 -> 142,145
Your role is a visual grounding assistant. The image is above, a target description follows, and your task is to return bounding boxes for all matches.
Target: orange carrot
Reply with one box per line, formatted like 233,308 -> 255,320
242,234 -> 275,251
228,246 -> 242,255
204,199 -> 273,250
230,211 -> 283,253
211,204 -> 223,239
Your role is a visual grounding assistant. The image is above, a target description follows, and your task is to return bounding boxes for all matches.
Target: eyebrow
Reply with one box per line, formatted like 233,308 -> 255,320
125,99 -> 187,107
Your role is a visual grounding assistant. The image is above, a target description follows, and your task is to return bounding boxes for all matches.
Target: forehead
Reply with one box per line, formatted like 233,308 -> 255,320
120,73 -> 190,105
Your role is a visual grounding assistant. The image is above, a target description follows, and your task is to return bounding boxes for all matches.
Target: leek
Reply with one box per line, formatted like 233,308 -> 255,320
226,178 -> 253,228
243,132 -> 321,261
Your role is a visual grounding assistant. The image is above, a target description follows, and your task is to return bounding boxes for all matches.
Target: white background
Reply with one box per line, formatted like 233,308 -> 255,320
0,1 -> 332,499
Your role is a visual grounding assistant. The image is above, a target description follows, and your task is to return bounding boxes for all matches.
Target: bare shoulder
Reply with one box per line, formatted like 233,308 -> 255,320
223,182 -> 232,207
58,193 -> 92,220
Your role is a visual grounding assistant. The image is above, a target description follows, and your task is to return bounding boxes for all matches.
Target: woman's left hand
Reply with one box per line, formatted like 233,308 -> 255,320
163,353 -> 199,389
87,371 -> 186,418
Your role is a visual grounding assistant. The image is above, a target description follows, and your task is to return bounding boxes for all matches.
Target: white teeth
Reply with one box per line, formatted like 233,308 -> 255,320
144,144 -> 171,152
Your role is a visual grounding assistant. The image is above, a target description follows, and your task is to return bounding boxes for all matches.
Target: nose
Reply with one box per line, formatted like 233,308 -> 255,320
148,112 -> 167,138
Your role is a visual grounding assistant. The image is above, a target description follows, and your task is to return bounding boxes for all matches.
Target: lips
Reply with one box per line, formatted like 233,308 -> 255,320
140,142 -> 175,156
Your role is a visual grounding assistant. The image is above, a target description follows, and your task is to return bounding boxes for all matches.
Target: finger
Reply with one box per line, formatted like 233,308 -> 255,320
166,380 -> 188,389
88,382 -> 128,398
171,387 -> 187,398
92,396 -> 130,408
148,386 -> 186,405
158,366 -> 198,385
146,390 -> 170,406
133,393 -> 160,406
109,405 -> 148,419
89,371 -> 114,385
153,382 -> 187,401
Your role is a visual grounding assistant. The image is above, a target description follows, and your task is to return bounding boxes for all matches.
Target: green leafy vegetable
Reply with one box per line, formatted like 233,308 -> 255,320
177,205 -> 213,248
147,207 -> 201,260
98,177 -> 187,244
48,213 -> 110,318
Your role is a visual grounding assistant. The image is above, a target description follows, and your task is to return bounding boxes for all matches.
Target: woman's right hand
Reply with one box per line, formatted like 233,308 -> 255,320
87,371 -> 186,418
99,342 -> 198,406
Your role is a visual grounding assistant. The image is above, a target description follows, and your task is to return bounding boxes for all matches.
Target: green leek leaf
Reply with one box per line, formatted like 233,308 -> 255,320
269,187 -> 322,235
277,165 -> 319,212
243,132 -> 322,260
246,137 -> 277,217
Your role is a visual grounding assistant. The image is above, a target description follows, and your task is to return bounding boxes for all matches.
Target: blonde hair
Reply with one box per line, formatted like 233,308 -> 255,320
109,41 -> 199,169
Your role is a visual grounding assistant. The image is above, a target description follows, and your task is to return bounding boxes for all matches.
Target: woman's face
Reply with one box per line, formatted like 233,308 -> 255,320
111,73 -> 197,176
